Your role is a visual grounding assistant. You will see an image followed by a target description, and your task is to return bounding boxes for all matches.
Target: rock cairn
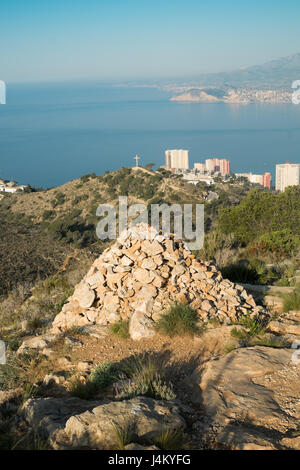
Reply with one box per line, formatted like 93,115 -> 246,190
52,224 -> 264,339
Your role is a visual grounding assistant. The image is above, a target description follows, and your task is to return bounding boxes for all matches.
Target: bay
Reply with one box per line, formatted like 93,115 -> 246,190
0,82 -> 299,188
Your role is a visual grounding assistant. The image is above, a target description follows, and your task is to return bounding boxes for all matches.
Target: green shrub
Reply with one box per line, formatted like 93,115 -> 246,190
42,210 -> 55,220
258,230 -> 300,256
53,192 -> 66,206
219,186 -> 300,247
115,374 -> 175,401
55,292 -> 73,314
114,354 -> 175,401
68,361 -> 123,399
80,174 -> 94,183
46,210 -> 97,247
43,276 -> 70,292
156,303 -> 201,337
231,315 -> 265,342
88,361 -> 122,390
72,194 -> 89,205
239,315 -> 265,336
110,320 -> 130,339
274,265 -> 296,287
0,362 -> 20,390
282,286 -> 300,312
27,315 -> 43,331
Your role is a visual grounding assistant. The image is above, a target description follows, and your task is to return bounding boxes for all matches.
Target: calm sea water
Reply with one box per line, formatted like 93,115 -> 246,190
0,82 -> 300,188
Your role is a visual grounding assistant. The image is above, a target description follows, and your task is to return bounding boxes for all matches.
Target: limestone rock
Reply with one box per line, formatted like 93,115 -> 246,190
79,324 -> 109,338
77,361 -> 93,372
17,333 -> 58,355
21,397 -> 101,448
268,319 -> 300,336
73,282 -> 95,308
216,424 -> 277,450
65,397 -> 185,449
43,374 -> 66,387
189,346 -> 300,450
129,310 -> 155,341
22,397 -> 184,450
280,435 -> 300,450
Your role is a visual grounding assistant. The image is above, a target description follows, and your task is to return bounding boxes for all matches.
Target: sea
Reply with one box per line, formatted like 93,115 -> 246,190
0,81 -> 300,188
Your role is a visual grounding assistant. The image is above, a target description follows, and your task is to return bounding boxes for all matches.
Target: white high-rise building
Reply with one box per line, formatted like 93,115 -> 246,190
276,162 -> 300,192
165,149 -> 189,170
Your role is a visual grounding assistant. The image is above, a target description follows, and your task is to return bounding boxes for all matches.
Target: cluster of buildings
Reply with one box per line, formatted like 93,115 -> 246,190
164,150 -> 231,185
0,179 -> 26,193
235,172 -> 271,189
162,150 -> 300,192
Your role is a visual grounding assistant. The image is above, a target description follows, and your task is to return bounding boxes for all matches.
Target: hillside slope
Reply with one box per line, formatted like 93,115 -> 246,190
184,53 -> 300,89
0,167 -> 252,297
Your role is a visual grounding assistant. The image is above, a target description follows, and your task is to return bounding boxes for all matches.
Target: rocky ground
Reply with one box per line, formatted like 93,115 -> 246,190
1,319 -> 299,450
0,226 -> 299,450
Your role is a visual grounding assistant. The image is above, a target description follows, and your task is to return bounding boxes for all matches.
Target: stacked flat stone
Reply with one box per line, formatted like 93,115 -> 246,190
52,224 -> 264,338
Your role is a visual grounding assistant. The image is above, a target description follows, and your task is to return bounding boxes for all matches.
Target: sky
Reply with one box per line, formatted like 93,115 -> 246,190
1,0 -> 300,83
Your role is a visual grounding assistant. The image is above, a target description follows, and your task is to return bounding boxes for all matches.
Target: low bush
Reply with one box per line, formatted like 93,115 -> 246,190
282,286 -> 300,312
42,210 -> 55,220
110,320 -> 130,339
27,315 -> 43,331
231,315 -> 265,343
238,315 -> 265,336
114,354 -> 176,401
258,229 -> 300,257
72,194 -> 89,205
155,303 -> 201,337
88,361 -> 122,390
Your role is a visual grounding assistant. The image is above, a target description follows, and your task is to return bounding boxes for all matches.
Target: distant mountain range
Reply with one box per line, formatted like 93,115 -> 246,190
184,53 -> 300,90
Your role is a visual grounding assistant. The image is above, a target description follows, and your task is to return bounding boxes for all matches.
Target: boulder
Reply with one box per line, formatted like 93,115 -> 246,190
268,318 -> 300,337
21,396 -> 185,450
17,333 -> 58,355
21,397 -> 101,448
189,346 -> 300,449
65,397 -> 185,449
73,282 -> 95,308
129,310 -> 155,341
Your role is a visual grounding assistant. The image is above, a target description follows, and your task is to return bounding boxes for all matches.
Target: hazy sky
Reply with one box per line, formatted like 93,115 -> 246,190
1,0 -> 300,83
